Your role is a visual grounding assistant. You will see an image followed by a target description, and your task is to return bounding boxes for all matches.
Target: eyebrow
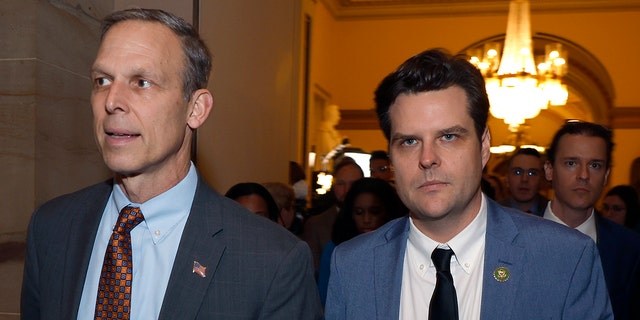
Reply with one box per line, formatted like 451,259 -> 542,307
439,125 -> 470,136
390,125 -> 470,140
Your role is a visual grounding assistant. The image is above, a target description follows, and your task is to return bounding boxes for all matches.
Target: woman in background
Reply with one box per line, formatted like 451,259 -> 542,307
225,182 -> 280,223
602,184 -> 640,233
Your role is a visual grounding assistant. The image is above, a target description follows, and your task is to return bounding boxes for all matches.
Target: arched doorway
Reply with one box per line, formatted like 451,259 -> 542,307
461,33 -> 615,175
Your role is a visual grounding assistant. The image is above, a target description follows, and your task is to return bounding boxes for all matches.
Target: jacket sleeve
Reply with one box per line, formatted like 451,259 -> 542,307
259,240 -> 323,320
21,209 -> 42,320
563,239 -> 613,320
324,246 -> 346,320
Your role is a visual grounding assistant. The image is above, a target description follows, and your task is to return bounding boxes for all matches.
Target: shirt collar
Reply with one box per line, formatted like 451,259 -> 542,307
113,162 -> 198,244
543,202 -> 597,242
408,194 -> 488,275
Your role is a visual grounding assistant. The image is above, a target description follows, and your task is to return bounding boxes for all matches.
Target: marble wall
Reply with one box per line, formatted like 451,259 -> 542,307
0,0 -> 111,241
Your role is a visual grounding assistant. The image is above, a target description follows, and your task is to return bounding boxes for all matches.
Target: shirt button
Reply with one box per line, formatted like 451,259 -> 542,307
154,230 -> 161,236
465,263 -> 470,268
419,264 -> 424,270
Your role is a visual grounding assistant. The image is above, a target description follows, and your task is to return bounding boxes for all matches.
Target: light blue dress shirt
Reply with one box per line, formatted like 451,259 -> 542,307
77,163 -> 198,319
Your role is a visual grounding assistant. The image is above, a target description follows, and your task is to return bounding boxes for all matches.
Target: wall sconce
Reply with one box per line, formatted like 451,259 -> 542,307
315,171 -> 333,195
308,145 -> 316,168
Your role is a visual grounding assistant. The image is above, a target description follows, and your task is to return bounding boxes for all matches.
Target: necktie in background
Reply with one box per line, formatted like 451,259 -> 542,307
94,206 -> 145,320
429,248 -> 459,320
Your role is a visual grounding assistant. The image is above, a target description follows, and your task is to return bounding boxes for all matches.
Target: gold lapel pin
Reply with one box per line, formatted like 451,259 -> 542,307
493,266 -> 510,282
193,260 -> 207,278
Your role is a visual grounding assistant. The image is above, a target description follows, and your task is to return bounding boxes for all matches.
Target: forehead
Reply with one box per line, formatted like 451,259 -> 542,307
354,193 -> 382,205
510,154 -> 542,168
555,134 -> 608,160
389,87 -> 472,133
334,164 -> 362,178
370,158 -> 389,165
95,20 -> 185,72
603,194 -> 624,203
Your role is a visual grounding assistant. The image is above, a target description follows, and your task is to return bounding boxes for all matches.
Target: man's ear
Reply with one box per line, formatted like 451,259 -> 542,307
544,161 -> 553,182
603,167 -> 611,186
187,89 -> 213,129
481,127 -> 491,168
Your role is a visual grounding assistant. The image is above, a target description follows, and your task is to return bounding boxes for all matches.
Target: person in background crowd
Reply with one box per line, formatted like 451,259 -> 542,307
369,150 -> 394,183
263,181 -> 305,234
225,182 -> 280,223
499,148 -> 549,215
543,120 -> 640,319
602,185 -> 640,233
301,157 -> 364,274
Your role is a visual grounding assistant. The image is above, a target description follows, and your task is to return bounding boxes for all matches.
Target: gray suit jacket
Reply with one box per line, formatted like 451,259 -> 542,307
325,199 -> 613,319
21,176 -> 322,319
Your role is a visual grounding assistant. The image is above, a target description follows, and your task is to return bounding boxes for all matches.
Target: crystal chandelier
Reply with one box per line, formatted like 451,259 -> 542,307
468,0 -> 568,130
489,125 -> 545,155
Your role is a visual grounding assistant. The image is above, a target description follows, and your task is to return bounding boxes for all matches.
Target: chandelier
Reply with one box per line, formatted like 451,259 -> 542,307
468,0 -> 568,129
489,125 -> 545,155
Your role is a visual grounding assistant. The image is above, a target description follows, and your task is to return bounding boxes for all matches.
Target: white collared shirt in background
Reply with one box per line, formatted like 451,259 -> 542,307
399,194 -> 487,320
543,202 -> 598,243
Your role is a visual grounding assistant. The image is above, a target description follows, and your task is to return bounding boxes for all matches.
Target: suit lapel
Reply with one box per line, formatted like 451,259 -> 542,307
158,178 -> 226,320
374,218 -> 409,319
481,201 -> 525,320
62,180 -> 113,318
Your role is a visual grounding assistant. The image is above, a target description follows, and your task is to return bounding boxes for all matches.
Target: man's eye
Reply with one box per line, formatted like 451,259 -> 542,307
137,79 -> 152,88
401,138 -> 417,146
95,77 -> 111,87
590,162 -> 603,169
566,160 -> 576,167
442,134 -> 457,141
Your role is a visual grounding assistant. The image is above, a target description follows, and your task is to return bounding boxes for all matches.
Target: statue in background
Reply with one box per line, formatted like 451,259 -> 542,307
318,104 -> 343,159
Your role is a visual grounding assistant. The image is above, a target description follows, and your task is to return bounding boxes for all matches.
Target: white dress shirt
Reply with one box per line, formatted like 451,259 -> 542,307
399,194 -> 487,320
77,163 -> 197,319
543,202 -> 598,242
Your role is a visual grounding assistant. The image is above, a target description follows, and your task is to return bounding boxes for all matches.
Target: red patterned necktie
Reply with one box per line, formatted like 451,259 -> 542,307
94,206 -> 145,320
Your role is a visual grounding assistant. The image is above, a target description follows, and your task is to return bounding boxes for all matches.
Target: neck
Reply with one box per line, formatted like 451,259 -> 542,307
550,200 -> 592,228
514,199 -> 536,212
116,160 -> 191,203
412,192 -> 482,243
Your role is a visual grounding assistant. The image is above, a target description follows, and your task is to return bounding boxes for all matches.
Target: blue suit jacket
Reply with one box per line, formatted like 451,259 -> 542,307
21,176 -> 323,319
325,199 -> 613,320
595,214 -> 640,319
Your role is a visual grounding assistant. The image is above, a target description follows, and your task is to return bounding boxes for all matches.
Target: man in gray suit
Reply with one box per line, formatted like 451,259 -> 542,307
324,49 -> 612,319
21,8 -> 322,319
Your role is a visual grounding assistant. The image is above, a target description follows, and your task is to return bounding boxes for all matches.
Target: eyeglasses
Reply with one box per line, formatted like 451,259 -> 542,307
510,167 -> 540,177
370,166 -> 390,174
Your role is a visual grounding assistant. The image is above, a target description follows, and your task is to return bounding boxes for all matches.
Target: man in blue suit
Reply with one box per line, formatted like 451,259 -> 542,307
324,49 -> 613,319
543,121 -> 640,319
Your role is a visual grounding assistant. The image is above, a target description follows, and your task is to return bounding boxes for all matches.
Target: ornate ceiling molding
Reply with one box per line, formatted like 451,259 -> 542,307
322,0 -> 640,20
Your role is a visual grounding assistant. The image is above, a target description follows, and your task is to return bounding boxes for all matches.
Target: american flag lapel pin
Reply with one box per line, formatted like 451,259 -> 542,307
193,260 -> 207,278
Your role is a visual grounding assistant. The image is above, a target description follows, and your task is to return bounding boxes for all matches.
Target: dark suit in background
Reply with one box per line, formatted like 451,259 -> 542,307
595,214 -> 640,319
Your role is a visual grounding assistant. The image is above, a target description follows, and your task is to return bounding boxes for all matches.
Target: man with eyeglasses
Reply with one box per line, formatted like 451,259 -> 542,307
499,148 -> 549,216
369,150 -> 394,183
